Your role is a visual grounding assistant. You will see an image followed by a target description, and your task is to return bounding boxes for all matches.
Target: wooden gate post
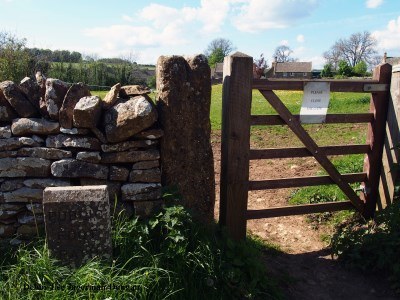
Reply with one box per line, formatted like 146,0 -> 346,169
378,64 -> 400,209
361,63 -> 392,218
219,52 -> 253,240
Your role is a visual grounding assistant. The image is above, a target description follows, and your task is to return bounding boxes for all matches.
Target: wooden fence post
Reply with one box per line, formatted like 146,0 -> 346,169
378,64 -> 400,210
361,63 -> 392,218
219,52 -> 253,240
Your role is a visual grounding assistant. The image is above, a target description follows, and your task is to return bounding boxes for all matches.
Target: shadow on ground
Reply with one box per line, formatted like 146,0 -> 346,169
262,247 -> 399,300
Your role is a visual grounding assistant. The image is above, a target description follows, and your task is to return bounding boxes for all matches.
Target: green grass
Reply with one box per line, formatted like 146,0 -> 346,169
91,90 -> 108,99
210,84 -> 370,131
289,154 -> 365,205
91,90 -> 157,102
0,204 -> 282,300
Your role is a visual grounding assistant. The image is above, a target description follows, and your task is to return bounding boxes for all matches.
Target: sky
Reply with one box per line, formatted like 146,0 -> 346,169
0,0 -> 399,68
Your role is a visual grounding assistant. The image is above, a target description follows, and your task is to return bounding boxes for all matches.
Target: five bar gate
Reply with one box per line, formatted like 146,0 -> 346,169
219,52 -> 392,240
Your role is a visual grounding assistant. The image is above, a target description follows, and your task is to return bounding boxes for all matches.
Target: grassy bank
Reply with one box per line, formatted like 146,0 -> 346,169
0,204 -> 282,300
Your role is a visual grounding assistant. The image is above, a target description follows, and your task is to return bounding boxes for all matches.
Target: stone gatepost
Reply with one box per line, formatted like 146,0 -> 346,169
156,55 -> 215,222
43,185 -> 112,267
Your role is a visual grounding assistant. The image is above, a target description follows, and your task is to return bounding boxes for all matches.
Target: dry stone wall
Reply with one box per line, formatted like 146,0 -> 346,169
0,76 -> 163,243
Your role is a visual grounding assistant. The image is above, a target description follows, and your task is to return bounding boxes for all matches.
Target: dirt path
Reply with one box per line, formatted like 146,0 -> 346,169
211,132 -> 398,300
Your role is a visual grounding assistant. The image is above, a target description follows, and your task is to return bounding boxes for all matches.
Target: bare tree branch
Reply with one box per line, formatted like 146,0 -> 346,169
273,45 -> 297,62
324,31 -> 377,68
205,38 -> 236,58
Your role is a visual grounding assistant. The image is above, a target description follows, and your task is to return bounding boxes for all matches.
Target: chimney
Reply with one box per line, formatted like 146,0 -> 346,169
383,52 -> 387,63
272,56 -> 278,76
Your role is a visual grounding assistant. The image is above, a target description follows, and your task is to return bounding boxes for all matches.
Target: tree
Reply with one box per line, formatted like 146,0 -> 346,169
273,45 -> 297,62
0,31 -> 31,81
253,54 -> 269,79
208,47 -> 225,67
337,60 -> 353,77
321,63 -> 334,78
70,51 -> 82,63
353,61 -> 368,77
370,55 -> 382,70
205,38 -> 235,66
323,31 -> 377,68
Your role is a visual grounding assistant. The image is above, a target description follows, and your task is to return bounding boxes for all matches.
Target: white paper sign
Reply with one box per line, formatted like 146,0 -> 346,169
300,82 -> 331,124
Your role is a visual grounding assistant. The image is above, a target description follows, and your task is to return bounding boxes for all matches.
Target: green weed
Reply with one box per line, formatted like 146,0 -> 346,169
331,202 -> 400,292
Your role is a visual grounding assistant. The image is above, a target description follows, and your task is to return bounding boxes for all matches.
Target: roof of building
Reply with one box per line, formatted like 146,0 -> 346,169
274,62 -> 312,73
385,57 -> 400,65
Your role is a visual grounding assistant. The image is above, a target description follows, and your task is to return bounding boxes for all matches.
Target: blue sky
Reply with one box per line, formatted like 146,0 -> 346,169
1,0 -> 399,68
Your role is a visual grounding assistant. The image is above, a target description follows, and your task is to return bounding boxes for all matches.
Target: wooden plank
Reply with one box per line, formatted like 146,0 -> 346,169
246,201 -> 354,219
219,52 -> 253,241
360,63 -> 393,218
251,113 -> 373,126
252,78 -> 387,92
260,90 -> 365,212
378,66 -> 400,209
249,144 -> 370,159
249,173 -> 367,190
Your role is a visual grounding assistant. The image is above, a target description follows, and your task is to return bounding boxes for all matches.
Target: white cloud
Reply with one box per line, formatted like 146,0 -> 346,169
139,3 -> 184,28
297,34 -> 305,43
280,39 -> 289,46
138,0 -> 229,33
372,16 -> 400,52
232,0 -> 319,33
122,15 -> 134,22
366,0 -> 383,9
82,0 -> 320,62
306,55 -> 325,69
83,24 -> 188,50
83,1 -> 232,62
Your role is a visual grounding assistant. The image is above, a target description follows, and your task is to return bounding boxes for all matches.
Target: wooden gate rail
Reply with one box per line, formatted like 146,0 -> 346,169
246,201 -> 354,219
250,145 -> 370,159
251,113 -> 373,125
253,78 -> 388,92
219,52 -> 392,240
249,173 -> 367,190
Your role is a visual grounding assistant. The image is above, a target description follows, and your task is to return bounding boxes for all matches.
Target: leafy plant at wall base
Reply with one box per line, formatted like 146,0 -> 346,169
0,204 -> 282,299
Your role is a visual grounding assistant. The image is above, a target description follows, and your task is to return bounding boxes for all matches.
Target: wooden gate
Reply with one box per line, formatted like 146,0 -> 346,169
219,52 -> 393,240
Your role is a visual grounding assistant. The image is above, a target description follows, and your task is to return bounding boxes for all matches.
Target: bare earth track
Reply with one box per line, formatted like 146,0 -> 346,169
211,131 -> 398,300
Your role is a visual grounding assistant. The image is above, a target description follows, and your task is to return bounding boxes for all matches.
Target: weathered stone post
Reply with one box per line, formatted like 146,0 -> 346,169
156,55 -> 215,222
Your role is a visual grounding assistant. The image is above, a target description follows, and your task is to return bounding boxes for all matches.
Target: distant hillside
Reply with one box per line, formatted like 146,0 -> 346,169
47,61 -> 155,89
